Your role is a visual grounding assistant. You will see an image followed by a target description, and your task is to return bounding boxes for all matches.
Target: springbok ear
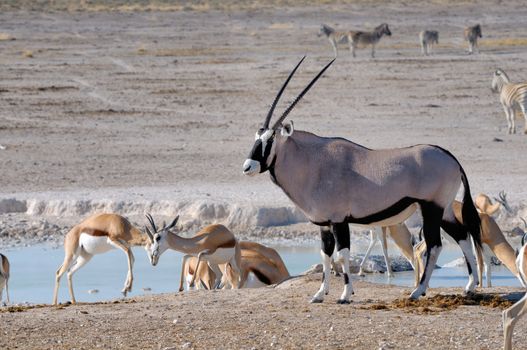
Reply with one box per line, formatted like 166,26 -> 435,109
167,215 -> 179,230
281,121 -> 294,137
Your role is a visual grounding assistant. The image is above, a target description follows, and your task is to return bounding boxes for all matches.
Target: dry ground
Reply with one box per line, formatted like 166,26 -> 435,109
1,276 -> 526,350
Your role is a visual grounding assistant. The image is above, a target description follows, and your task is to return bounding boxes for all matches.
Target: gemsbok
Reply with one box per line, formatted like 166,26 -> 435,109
502,233 -> 527,350
464,24 -> 482,54
0,253 -> 10,305
143,214 -> 242,290
491,69 -> 527,134
53,213 -> 152,305
242,57 -> 481,303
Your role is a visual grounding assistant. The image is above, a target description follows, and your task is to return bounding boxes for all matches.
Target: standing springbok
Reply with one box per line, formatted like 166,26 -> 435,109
357,224 -> 416,277
503,233 -> 527,350
53,213 -> 152,305
491,69 -> 527,134
0,253 -> 10,305
242,57 -> 481,303
144,214 -> 242,290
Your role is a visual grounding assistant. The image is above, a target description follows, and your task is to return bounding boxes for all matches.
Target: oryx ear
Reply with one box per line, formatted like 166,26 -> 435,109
281,121 -> 294,137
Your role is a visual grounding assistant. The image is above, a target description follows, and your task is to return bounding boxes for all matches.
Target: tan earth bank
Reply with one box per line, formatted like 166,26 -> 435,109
1,0 -> 527,349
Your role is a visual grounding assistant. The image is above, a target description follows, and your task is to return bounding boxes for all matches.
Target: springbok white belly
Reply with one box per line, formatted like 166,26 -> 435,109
244,272 -> 268,288
79,233 -> 115,255
204,248 -> 235,264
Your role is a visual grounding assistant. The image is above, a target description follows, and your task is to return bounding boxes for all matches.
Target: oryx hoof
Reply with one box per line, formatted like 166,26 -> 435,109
336,299 -> 351,305
310,298 -> 324,304
463,290 -> 475,297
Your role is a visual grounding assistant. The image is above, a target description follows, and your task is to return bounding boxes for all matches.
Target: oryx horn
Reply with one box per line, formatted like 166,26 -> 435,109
145,213 -> 157,233
263,56 -> 306,129
272,58 -> 335,130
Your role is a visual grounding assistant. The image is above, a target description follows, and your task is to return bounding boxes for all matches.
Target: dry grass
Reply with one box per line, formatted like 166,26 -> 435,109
136,45 -> 147,55
362,293 -> 514,314
152,47 -> 235,57
481,38 -> 527,47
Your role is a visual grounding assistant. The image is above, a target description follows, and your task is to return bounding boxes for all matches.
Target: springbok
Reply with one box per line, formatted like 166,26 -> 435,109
414,199 -> 519,288
242,57 -> 481,303
144,214 -> 242,290
503,233 -> 527,350
357,224 -> 416,277
180,256 -> 216,291
0,253 -> 10,305
53,213 -> 152,305
180,241 -> 290,290
223,241 -> 290,288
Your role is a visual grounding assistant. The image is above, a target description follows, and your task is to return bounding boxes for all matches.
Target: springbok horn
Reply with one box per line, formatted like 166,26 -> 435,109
146,213 -> 157,233
144,226 -> 154,242
263,56 -> 306,129
521,218 -> 527,230
272,58 -> 336,130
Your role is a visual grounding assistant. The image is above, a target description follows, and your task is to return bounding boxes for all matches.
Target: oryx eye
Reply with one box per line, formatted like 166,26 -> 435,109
156,236 -> 161,242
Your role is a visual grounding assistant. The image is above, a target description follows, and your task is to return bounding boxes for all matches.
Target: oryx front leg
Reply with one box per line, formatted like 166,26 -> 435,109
333,223 -> 353,304
311,226 -> 334,303
410,204 -> 443,300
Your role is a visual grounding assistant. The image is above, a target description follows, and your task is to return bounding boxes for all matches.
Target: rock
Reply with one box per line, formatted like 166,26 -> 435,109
181,342 -> 192,349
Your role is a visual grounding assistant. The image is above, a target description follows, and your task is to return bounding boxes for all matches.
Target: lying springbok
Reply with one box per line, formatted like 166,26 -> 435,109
53,213 -> 152,305
357,224 -> 415,277
243,57 -> 481,303
503,233 -> 527,350
0,253 -> 10,304
414,199 -> 519,288
144,214 -> 242,290
180,241 -> 289,290
223,241 -> 290,288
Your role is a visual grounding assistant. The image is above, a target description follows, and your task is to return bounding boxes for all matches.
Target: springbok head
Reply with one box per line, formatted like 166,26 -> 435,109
144,213 -> 179,266
242,57 -> 334,176
493,190 -> 513,214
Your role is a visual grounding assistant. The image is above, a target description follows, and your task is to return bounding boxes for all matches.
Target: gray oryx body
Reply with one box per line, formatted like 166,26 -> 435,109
243,57 -> 481,304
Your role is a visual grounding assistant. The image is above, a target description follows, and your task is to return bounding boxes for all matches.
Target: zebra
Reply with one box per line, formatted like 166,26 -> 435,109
318,24 -> 352,57
419,30 -> 439,56
242,57 -> 481,304
464,24 -> 482,54
349,23 -> 392,58
491,69 -> 527,134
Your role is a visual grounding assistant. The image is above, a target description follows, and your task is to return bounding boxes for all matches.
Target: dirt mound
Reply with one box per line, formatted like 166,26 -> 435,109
363,293 -> 514,313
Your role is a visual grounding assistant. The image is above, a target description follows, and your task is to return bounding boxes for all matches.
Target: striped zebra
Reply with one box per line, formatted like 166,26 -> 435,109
419,30 -> 438,56
464,24 -> 482,54
349,23 -> 392,58
491,69 -> 527,134
318,24 -> 352,57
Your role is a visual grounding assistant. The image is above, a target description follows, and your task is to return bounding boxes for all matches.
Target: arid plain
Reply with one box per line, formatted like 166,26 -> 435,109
1,1 -> 527,349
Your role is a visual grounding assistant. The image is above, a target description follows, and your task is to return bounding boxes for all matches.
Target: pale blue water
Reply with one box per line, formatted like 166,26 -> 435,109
2,244 -> 521,304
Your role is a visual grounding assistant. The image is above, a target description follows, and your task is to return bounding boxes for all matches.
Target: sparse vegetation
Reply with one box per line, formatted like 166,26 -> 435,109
21,50 -> 33,58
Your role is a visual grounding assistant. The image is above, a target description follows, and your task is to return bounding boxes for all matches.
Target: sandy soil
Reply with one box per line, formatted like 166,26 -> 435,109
1,1 -> 527,349
1,275 -> 526,350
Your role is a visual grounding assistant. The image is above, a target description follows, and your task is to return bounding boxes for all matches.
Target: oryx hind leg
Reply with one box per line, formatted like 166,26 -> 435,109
410,203 -> 443,300
332,223 -> 353,304
311,226 -> 334,303
441,216 -> 479,294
